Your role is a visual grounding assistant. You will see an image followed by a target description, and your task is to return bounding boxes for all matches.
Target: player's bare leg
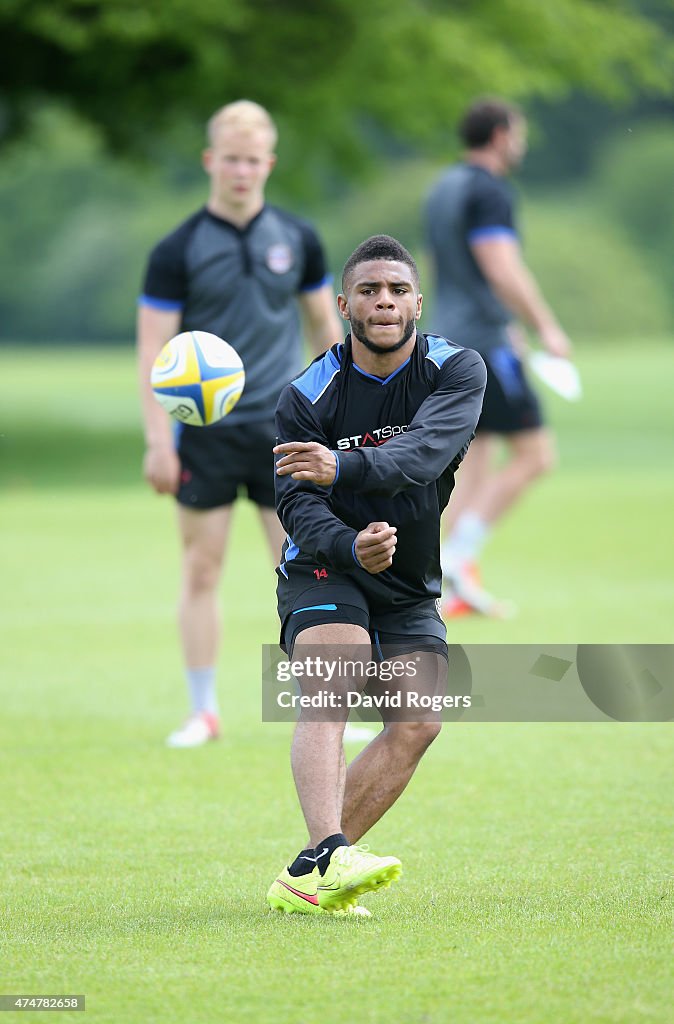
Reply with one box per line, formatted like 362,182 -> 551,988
341,721 -> 441,843
467,427 -> 556,524
441,429 -> 555,616
290,622 -> 368,846
178,504 -> 231,666
282,622 -> 402,910
441,436 -> 498,615
442,433 -> 494,535
340,654 -> 443,843
167,505 -> 231,747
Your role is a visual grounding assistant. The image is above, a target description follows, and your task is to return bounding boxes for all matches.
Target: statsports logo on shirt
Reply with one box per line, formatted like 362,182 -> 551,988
336,424 -> 409,450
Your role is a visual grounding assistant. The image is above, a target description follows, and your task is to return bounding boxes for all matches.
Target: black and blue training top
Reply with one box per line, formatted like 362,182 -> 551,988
275,333 -> 486,608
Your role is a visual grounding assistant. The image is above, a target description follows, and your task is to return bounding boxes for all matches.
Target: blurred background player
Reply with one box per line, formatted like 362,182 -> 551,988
138,100 -> 342,746
425,97 -> 572,616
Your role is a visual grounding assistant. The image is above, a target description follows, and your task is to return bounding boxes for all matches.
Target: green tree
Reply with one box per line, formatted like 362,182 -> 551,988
2,0 -> 672,177
593,120 -> 674,315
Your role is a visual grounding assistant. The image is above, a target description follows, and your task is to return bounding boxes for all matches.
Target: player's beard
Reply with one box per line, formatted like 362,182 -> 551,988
350,315 -> 416,355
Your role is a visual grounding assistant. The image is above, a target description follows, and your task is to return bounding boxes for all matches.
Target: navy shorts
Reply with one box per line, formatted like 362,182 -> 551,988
277,560 -> 447,659
478,346 -> 543,434
176,417 -> 276,509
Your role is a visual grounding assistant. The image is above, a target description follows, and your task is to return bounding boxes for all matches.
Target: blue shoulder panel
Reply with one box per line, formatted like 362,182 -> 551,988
468,226 -> 518,243
292,346 -> 342,404
138,294 -> 184,312
425,334 -> 462,369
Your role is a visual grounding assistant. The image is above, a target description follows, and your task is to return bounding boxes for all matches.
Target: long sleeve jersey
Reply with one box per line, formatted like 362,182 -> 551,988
275,333 -> 486,609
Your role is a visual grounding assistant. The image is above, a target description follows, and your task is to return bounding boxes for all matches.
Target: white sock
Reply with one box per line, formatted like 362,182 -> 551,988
441,513 -> 489,572
186,667 -> 218,716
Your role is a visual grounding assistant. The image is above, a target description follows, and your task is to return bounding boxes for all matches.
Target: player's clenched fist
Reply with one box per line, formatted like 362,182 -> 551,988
354,522 -> 397,574
143,443 -> 181,495
274,441 -> 337,486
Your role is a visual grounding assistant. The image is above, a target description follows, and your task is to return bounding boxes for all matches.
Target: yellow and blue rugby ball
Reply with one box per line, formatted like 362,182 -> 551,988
151,331 -> 245,426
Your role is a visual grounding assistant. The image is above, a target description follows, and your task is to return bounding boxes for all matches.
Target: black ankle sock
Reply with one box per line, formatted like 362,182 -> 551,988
287,848 -> 316,877
314,833 -> 349,876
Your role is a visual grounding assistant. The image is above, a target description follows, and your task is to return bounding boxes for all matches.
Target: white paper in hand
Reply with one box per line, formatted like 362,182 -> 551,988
528,352 -> 582,402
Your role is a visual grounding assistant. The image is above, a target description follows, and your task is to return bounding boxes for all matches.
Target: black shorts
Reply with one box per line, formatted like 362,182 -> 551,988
176,417 -> 276,509
277,560 -> 447,658
477,346 -> 544,434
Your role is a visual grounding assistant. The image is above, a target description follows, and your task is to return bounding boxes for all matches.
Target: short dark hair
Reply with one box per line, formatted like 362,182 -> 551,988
341,235 -> 420,293
459,98 -> 522,149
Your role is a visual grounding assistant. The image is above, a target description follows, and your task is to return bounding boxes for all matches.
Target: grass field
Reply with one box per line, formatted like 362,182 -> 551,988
1,340 -> 673,1023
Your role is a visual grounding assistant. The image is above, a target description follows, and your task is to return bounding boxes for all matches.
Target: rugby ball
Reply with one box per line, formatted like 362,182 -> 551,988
151,331 -> 245,426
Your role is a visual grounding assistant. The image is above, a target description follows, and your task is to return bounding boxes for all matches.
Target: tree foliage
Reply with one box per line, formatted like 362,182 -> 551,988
2,0 -> 673,170
594,119 -> 674,305
2,1 -> 672,342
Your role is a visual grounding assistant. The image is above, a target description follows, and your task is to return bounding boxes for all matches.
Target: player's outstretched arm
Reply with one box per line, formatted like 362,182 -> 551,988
274,441 -> 337,486
471,236 -> 571,358
137,303 -> 182,495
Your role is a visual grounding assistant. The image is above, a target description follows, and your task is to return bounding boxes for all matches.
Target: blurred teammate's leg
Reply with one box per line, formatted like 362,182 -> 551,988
166,505 -> 231,747
442,428 -> 555,617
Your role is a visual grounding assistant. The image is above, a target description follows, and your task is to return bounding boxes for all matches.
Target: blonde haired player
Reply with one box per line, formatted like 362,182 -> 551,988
206,99 -> 278,148
138,100 -> 341,747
